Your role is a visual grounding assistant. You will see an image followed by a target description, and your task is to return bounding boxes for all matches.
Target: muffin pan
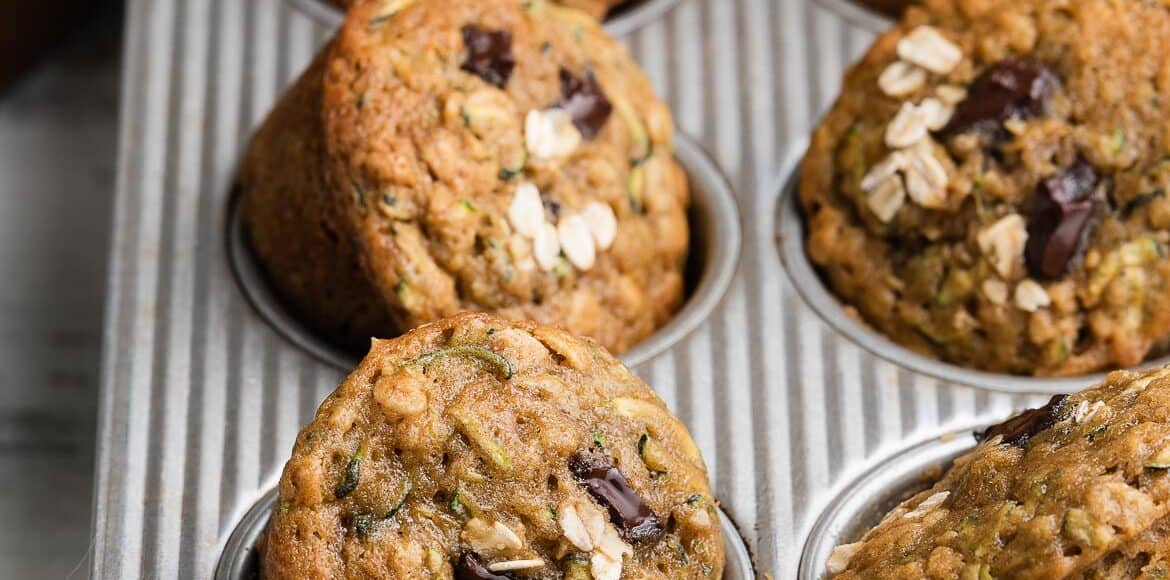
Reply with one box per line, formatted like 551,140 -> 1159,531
228,132 -> 741,371
286,0 -> 686,37
775,148 -> 1170,394
797,426 -> 978,579
92,0 -> 1085,578
214,488 -> 756,579
810,0 -> 906,33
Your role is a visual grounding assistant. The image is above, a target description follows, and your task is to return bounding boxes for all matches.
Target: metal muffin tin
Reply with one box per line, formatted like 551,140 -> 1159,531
93,0 -> 1073,578
214,489 -> 756,579
798,426 -> 979,579
810,0 -> 902,33
228,133 -> 742,372
287,0 -> 687,38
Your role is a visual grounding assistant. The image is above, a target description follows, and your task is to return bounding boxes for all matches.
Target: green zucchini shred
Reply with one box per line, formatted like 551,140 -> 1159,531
334,443 -> 368,499
413,344 -> 514,380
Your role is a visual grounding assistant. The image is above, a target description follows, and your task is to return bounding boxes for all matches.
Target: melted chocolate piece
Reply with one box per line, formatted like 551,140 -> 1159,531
940,58 -> 1059,136
977,394 -> 1068,447
461,26 -> 515,89
1025,162 -> 1104,279
569,452 -> 663,542
455,554 -> 513,580
559,68 -> 613,139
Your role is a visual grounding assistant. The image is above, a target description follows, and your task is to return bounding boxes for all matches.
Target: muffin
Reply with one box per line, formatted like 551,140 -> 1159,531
242,0 -> 689,355
829,367 -> 1170,579
329,0 -> 631,21
261,313 -> 724,579
799,0 -> 1170,375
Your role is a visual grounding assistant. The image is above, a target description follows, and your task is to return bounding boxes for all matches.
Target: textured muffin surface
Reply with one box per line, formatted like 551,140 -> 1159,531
262,313 -> 724,579
830,367 -> 1170,579
800,0 -> 1170,375
242,0 -> 689,354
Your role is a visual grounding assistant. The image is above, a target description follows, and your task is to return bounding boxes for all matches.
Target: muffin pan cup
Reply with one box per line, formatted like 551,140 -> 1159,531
286,0 -> 687,37
229,132 -> 742,371
215,488 -> 755,579
810,0 -> 902,33
774,146 -> 1170,395
798,426 -> 980,579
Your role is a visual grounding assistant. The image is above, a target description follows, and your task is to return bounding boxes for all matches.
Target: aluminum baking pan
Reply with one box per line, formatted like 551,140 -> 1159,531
229,131 -> 742,372
774,143 -> 1170,395
810,0 -> 904,33
798,425 -> 979,580
286,0 -> 686,38
214,487 -> 755,579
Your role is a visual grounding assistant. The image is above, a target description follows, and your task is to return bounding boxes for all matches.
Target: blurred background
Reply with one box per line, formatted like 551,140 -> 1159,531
0,1 -> 121,576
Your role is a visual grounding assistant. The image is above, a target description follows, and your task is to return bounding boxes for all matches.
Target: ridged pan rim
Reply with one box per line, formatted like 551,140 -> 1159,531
798,424 -> 980,580
285,0 -> 688,38
774,141 -> 1170,395
228,131 -> 742,372
214,487 -> 756,579
810,0 -> 898,33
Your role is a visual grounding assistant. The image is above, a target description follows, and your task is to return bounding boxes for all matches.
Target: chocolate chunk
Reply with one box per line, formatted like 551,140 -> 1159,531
568,451 -> 664,542
461,26 -> 515,89
976,394 -> 1068,447
940,58 -> 1059,136
559,68 -> 613,139
1025,162 -> 1104,279
455,553 -> 513,580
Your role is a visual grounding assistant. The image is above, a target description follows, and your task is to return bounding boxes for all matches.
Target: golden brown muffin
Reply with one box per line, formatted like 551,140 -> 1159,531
262,313 -> 724,579
830,367 -> 1170,579
331,0 -> 630,20
800,0 -> 1170,375
241,0 -> 689,354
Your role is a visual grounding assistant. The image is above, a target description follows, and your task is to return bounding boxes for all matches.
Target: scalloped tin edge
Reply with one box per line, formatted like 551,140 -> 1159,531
773,142 -> 1170,395
215,488 -> 756,579
286,0 -> 687,38
229,132 -> 742,372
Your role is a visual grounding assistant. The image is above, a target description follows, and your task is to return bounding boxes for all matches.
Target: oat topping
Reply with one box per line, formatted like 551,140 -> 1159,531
582,201 -> 618,250
558,214 -> 597,271
902,491 -> 950,519
462,518 -> 525,554
896,26 -> 962,75
885,102 -> 930,149
508,181 -> 546,238
1013,279 -> 1051,312
532,221 -> 563,272
487,558 -> 546,572
917,97 -> 954,131
977,214 -> 1029,278
867,176 -> 907,223
878,60 -> 927,98
525,108 -> 583,162
860,152 -> 906,193
827,542 -> 862,574
982,278 -> 1009,305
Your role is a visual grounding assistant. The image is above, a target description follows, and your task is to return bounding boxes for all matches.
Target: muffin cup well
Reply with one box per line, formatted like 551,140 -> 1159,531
797,426 -> 978,580
229,132 -> 742,372
215,487 -> 756,579
774,145 -> 1170,394
286,0 -> 686,37
810,0 -> 906,32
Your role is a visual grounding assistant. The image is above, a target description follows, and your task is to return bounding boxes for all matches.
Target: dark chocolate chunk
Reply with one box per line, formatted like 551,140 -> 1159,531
568,451 -> 664,542
559,68 -> 613,139
940,58 -> 1059,136
976,394 -> 1068,447
461,26 -> 515,89
1025,162 -> 1104,279
455,553 -> 513,580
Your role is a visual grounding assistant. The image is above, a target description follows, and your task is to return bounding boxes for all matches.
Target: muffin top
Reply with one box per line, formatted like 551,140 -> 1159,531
332,0 -> 629,20
317,0 -> 687,354
262,313 -> 723,579
830,367 -> 1170,579
800,0 -> 1170,375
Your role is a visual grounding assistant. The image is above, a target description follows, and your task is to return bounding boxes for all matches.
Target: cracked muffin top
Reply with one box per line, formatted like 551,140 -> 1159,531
241,0 -> 688,354
830,366 -> 1170,579
261,313 -> 724,579
331,0 -> 631,21
799,0 -> 1170,375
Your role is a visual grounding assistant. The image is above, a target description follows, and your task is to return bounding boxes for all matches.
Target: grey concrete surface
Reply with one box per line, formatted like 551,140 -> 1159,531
0,4 -> 121,578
